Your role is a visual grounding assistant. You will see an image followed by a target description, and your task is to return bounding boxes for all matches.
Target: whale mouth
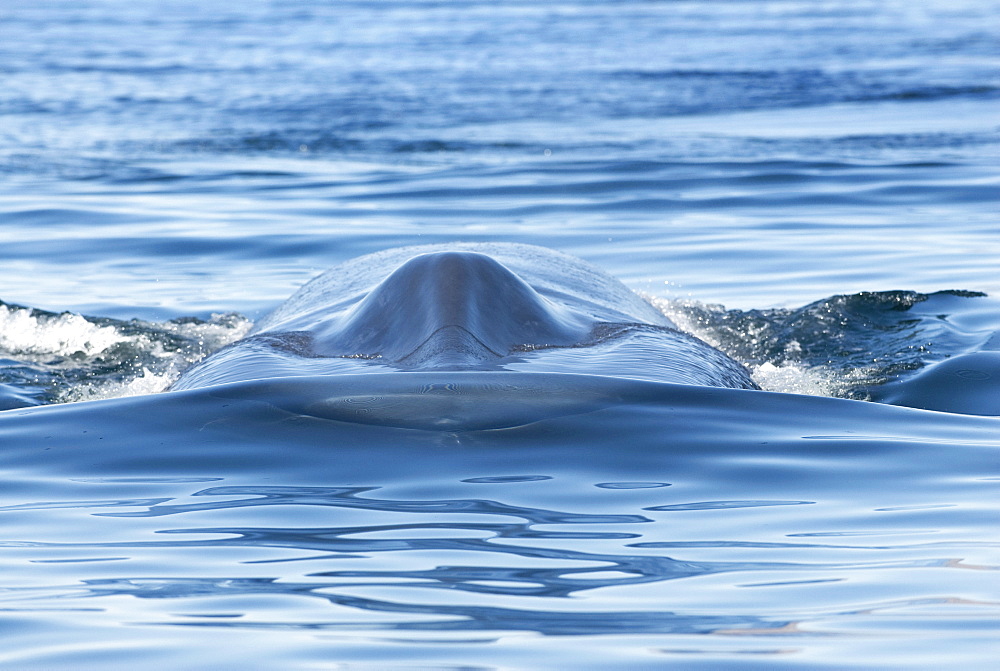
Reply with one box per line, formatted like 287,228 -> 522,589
396,324 -> 504,369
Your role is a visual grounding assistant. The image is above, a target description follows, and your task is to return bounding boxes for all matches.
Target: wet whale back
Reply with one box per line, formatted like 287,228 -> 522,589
172,243 -> 759,391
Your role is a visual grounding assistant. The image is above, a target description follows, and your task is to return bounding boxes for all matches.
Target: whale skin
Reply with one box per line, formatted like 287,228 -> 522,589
171,243 -> 759,392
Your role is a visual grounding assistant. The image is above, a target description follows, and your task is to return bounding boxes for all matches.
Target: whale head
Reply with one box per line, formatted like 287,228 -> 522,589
170,243 -> 759,393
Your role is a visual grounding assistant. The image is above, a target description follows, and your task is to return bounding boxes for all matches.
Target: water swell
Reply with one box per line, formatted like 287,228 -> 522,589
0,364 -> 996,668
659,290 -> 996,399
0,479 -> 991,640
612,69 -> 1000,115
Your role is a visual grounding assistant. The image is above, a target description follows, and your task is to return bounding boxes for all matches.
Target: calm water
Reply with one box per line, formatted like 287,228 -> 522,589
1,1 -> 998,668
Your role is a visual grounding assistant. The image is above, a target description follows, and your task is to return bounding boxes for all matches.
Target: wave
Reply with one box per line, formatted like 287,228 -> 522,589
614,69 -> 1000,108
0,302 -> 249,406
660,290 -> 995,399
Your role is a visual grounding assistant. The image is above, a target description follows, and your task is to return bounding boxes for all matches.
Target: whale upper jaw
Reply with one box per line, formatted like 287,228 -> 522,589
305,250 -> 596,364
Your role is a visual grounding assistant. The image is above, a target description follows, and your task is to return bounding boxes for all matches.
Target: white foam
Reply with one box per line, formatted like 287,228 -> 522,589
0,305 -> 124,357
752,361 -> 835,396
64,367 -> 177,403
61,314 -> 252,403
0,303 -> 252,404
646,295 -> 842,397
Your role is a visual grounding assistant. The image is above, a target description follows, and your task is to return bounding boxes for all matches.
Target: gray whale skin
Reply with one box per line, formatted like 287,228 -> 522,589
170,244 -> 757,430
172,243 -> 757,394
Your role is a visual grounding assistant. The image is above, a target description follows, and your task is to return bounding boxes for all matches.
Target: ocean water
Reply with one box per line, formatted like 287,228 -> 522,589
1,1 -> 998,668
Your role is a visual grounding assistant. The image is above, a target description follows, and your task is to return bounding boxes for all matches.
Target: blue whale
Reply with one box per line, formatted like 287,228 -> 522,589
172,243 -> 758,395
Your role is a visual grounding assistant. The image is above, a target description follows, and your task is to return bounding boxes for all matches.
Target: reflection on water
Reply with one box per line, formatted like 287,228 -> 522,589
1,465 -> 996,664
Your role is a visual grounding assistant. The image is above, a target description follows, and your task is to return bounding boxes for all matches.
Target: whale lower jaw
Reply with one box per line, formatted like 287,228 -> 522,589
189,372 -> 752,432
213,372 -> 630,432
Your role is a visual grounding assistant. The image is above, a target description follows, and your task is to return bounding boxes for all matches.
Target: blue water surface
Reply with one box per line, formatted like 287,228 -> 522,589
1,1 -> 998,668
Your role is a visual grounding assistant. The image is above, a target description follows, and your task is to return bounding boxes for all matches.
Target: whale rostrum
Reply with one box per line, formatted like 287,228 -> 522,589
171,243 -> 759,392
